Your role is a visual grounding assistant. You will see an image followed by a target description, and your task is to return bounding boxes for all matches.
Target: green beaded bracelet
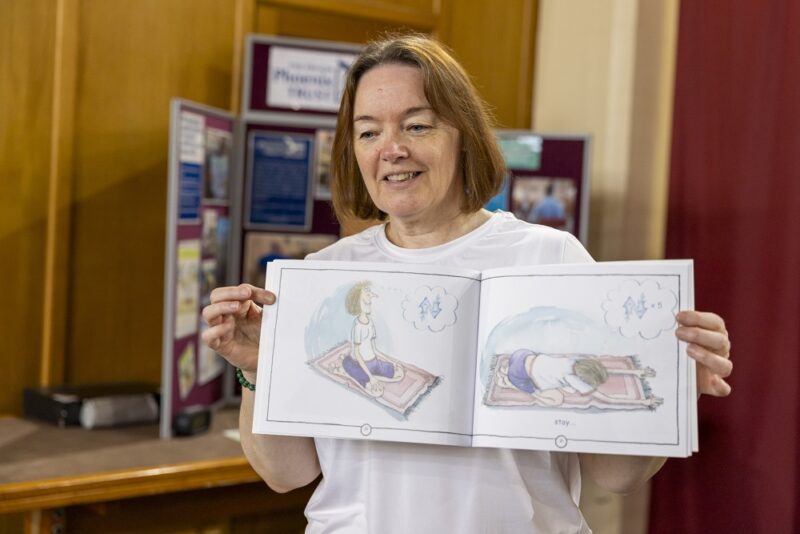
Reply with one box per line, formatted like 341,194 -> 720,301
236,368 -> 256,391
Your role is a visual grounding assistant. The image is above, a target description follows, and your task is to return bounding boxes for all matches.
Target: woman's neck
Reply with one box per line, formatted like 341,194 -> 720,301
385,209 -> 491,249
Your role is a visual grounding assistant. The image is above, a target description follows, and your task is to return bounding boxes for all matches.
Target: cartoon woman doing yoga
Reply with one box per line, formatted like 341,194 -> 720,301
337,281 -> 405,397
495,349 -> 662,408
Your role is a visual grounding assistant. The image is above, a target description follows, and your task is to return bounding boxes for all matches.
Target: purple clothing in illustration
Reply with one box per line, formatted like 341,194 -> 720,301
508,349 -> 537,393
342,356 -> 396,387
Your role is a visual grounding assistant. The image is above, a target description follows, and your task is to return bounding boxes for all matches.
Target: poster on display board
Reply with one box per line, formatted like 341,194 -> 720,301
162,99 -> 237,438
242,34 -> 361,118
485,132 -> 591,245
244,129 -> 315,231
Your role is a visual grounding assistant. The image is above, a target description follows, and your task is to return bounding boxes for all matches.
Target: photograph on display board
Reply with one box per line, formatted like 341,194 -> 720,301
198,322 -> 226,385
315,129 -> 335,199
200,258 -> 218,307
204,127 -> 232,202
175,239 -> 201,338
201,207 -> 229,289
511,176 -> 577,234
202,209 -> 220,256
243,232 -> 338,288
484,172 -> 511,212
177,342 -> 196,400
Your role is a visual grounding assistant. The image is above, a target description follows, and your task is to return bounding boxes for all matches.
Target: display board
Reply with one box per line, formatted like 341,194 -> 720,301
162,99 -> 237,438
487,132 -> 591,245
161,36 -> 361,438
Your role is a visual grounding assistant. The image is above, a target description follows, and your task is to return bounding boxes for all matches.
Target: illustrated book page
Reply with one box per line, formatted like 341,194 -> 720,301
471,260 -> 695,457
252,260 -> 483,447
252,259 -> 697,457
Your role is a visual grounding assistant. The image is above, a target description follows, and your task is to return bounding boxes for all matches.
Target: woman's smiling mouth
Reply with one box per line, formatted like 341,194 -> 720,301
383,171 -> 422,183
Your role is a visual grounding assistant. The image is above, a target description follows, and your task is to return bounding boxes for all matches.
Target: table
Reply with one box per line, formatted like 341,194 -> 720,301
0,409 -> 314,533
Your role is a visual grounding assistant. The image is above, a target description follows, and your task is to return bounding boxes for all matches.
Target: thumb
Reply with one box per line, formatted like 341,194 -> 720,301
250,287 -> 276,306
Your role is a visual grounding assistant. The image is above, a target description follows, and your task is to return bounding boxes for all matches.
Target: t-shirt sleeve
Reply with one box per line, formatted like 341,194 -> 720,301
564,374 -> 595,394
562,233 -> 595,264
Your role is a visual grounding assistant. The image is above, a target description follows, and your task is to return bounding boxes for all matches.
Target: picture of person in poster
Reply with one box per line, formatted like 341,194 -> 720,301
205,128 -> 232,200
511,176 -> 576,233
531,182 -> 566,223
242,232 -> 337,287
315,129 -> 336,199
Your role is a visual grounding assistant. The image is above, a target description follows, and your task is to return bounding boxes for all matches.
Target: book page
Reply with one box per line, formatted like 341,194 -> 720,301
253,260 -> 482,447
472,261 -> 693,457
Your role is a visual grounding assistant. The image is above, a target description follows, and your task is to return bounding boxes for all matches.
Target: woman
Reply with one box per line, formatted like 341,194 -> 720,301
202,34 -> 732,533
340,281 -> 404,397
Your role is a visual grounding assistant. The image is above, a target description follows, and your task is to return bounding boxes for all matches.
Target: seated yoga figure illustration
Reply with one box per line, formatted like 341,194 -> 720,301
495,349 -> 663,408
334,281 -> 405,397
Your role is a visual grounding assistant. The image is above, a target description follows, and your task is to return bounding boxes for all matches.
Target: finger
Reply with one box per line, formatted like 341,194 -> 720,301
250,287 -> 276,306
706,375 -> 732,397
676,326 -> 731,355
677,310 -> 726,333
202,300 -> 241,323
201,320 -> 236,349
687,344 -> 733,377
209,285 -> 253,304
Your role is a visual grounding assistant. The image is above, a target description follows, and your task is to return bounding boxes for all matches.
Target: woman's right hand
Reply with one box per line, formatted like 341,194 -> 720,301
201,284 -> 276,373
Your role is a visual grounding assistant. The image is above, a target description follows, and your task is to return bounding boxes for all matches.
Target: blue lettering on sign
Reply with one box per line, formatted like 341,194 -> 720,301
179,162 -> 202,221
272,68 -> 333,87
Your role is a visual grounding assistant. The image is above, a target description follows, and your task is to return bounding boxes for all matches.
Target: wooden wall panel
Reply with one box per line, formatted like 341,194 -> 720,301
0,0 -> 57,414
256,4 -> 430,44
438,0 -> 537,128
261,0 -> 436,28
65,0 -> 238,383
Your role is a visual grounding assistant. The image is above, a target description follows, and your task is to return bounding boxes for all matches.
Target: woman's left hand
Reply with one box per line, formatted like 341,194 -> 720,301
676,310 -> 732,397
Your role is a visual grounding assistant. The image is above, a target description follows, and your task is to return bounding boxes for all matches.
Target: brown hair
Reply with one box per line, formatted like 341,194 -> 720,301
345,281 -> 372,315
573,358 -> 609,388
331,33 -> 506,221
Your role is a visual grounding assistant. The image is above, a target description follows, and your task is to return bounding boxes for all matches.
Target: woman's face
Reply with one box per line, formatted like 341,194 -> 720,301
352,64 -> 463,226
359,286 -> 376,315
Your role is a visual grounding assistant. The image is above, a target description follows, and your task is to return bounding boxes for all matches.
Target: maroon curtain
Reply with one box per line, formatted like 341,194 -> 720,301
649,1 -> 800,533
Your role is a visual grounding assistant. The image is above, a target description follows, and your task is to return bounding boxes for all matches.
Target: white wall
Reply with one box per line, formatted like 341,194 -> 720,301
533,0 -> 679,261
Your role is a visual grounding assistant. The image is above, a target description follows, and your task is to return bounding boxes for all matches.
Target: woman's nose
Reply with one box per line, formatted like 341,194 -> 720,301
380,135 -> 409,162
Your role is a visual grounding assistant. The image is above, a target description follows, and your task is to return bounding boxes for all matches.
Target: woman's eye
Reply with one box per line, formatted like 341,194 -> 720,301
408,124 -> 430,133
358,131 -> 376,140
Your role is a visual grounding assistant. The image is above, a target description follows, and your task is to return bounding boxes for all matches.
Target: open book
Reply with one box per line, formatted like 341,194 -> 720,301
253,259 -> 698,457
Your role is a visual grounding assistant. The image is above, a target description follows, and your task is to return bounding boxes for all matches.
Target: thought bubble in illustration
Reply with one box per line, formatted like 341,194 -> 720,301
402,286 -> 458,332
602,279 -> 677,339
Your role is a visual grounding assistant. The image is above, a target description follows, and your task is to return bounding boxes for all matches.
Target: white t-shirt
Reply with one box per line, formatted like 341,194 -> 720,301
530,355 -> 595,395
351,318 -> 377,360
304,211 -> 594,534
